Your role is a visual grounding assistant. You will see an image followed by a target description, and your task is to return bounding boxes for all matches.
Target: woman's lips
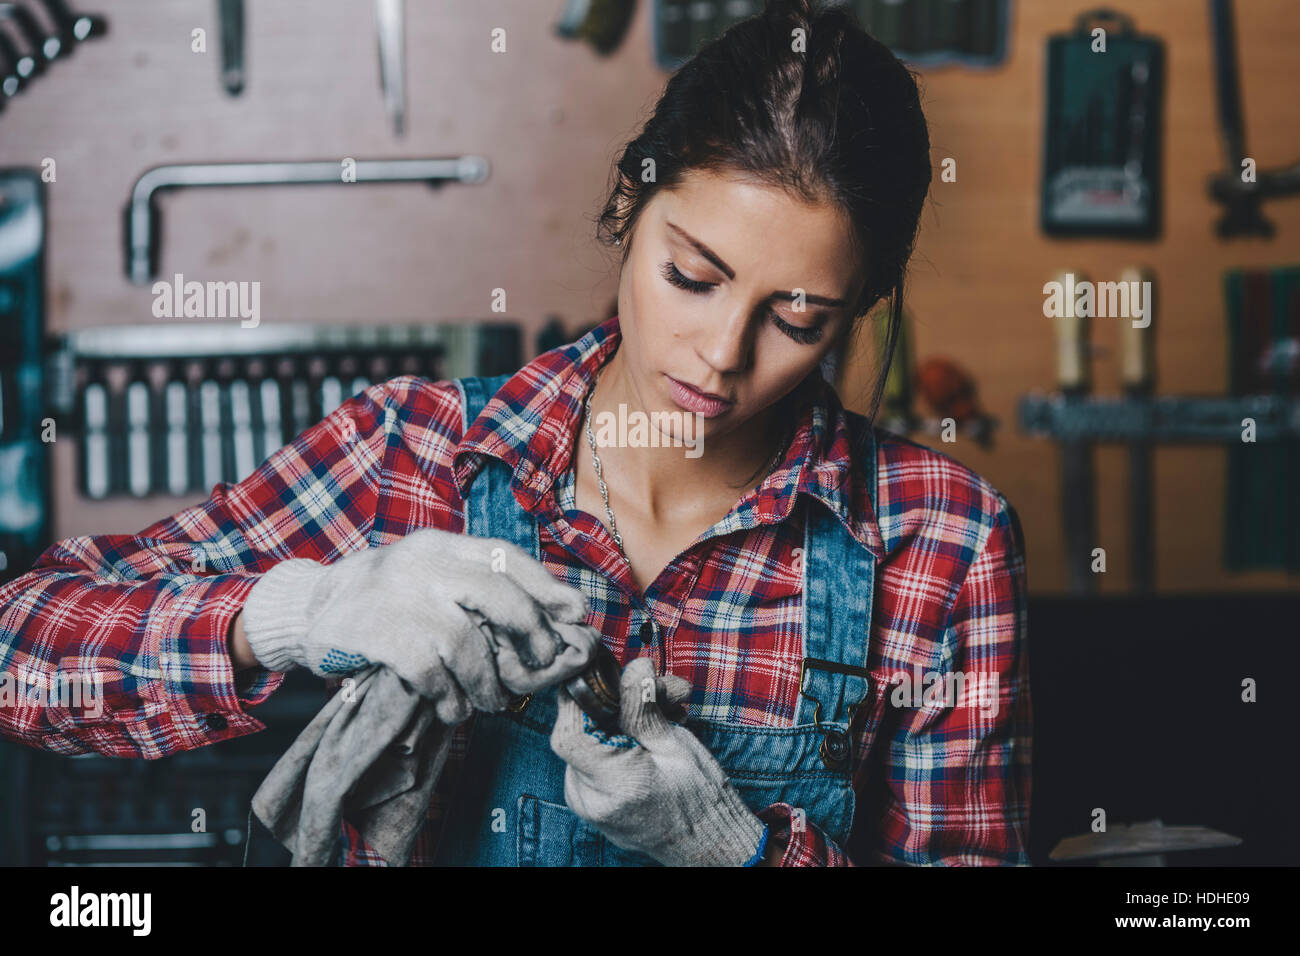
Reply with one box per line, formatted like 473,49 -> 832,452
666,375 -> 733,418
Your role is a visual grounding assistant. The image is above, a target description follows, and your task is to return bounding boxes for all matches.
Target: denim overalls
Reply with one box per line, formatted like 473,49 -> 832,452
432,372 -> 881,866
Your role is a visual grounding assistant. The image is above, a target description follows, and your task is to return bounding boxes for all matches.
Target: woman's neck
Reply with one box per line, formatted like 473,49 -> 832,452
583,348 -> 787,524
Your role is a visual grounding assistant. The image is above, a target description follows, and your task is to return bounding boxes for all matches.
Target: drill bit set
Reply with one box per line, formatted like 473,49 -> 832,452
44,321 -> 522,500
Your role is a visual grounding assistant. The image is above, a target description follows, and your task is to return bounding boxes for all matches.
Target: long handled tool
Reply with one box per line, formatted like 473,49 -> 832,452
1206,0 -> 1300,237
375,0 -> 404,136
217,0 -> 243,95
1051,269 -> 1096,593
1118,267 -> 1155,592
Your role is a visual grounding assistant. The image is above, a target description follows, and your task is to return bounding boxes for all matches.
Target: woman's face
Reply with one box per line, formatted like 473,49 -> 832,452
615,167 -> 865,447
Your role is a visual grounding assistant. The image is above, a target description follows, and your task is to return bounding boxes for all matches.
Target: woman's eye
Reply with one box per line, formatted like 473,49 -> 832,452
770,311 -> 824,345
660,260 -> 714,294
661,259 -> 822,344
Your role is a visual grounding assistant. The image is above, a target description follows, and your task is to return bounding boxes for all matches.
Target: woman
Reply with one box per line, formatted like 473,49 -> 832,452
0,0 -> 1029,866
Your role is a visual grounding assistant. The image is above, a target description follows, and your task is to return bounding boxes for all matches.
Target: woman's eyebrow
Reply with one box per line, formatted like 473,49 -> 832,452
665,221 -> 847,307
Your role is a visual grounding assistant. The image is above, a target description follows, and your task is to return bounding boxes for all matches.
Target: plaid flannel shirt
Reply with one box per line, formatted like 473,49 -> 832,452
0,315 -> 1030,866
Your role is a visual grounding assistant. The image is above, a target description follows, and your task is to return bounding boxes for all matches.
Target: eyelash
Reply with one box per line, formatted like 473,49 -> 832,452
659,260 -> 824,345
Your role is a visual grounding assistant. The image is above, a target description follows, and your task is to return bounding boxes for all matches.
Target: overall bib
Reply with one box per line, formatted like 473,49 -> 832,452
433,373 -> 880,866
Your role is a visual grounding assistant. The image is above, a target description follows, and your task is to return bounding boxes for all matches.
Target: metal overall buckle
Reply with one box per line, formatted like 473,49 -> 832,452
799,657 -> 873,771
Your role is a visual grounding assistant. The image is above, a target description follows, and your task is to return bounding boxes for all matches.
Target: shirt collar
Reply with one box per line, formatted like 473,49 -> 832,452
453,316 -> 883,561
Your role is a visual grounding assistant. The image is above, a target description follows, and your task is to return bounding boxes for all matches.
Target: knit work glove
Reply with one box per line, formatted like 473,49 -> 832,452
241,527 -> 601,725
550,656 -> 767,867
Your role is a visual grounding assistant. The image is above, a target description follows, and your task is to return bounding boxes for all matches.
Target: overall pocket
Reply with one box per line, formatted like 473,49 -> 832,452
517,794 -> 660,867
517,793 -> 594,866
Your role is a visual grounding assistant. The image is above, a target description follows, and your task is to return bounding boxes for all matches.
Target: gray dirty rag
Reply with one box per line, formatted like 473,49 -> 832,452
251,664 -> 452,866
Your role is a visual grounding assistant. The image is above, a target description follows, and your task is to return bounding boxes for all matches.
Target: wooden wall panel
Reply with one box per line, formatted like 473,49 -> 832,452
840,0 -> 1300,594
1,0 -> 1296,593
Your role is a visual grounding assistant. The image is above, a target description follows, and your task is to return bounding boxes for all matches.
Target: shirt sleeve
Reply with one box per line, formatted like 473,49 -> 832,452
0,378 -> 411,759
874,494 -> 1032,865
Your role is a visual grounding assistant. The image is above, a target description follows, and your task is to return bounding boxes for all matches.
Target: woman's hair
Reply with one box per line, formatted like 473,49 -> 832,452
595,0 -> 932,477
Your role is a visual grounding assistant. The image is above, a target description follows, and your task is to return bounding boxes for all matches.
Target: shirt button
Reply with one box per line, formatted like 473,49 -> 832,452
204,713 -> 228,731
639,621 -> 654,644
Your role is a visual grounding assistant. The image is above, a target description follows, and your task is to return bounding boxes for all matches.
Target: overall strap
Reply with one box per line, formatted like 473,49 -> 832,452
455,373 -> 533,550
432,374 -> 550,867
795,416 -> 879,763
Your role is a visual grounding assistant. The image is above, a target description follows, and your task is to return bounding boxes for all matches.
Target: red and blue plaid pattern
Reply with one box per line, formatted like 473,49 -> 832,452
0,315 -> 1030,866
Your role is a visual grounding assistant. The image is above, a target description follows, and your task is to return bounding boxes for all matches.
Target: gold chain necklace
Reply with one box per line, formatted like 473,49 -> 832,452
583,365 -> 626,558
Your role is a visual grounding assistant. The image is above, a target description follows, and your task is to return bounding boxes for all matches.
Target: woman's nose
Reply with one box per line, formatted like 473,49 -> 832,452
696,308 -> 755,375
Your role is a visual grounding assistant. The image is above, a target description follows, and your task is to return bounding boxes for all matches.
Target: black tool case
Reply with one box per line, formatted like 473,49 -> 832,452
1041,9 -> 1165,238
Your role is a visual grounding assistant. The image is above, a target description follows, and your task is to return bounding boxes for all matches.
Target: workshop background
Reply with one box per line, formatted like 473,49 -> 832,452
0,0 -> 1296,866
